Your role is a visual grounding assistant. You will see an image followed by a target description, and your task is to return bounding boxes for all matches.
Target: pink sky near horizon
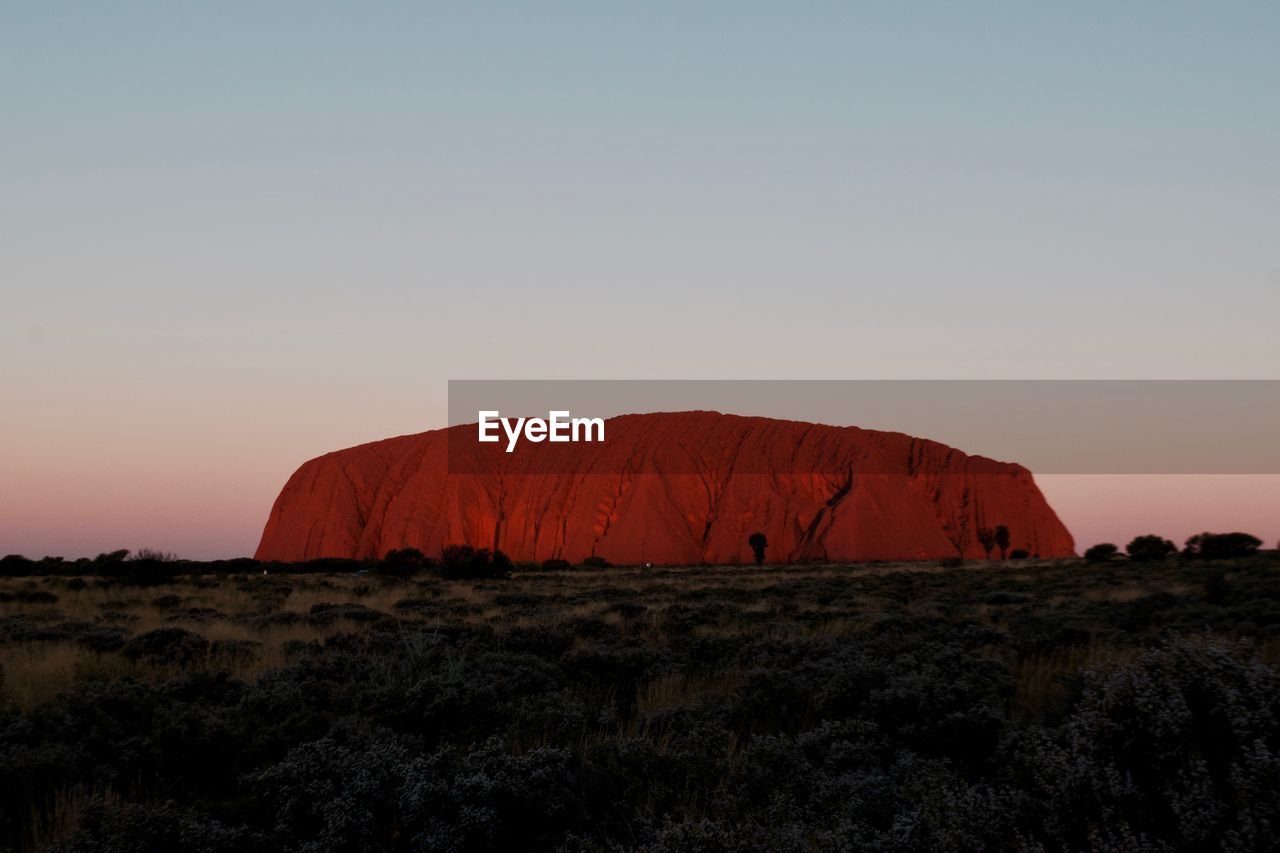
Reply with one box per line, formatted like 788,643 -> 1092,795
2,416 -> 1276,560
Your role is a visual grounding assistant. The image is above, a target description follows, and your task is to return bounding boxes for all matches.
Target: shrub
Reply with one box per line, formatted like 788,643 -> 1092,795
1009,549 -> 1030,560
1204,569 -> 1230,604
1126,534 -> 1177,562
12,590 -> 57,604
400,739 -> 584,851
0,555 -> 34,576
294,557 -> 364,574
249,721 -> 415,852
1084,543 -> 1119,562
93,549 -> 130,564
748,532 -> 768,565
439,544 -> 512,580
580,556 -> 611,569
1016,640 -> 1280,850
122,627 -> 209,666
540,558 -> 573,572
119,561 -> 178,586
378,547 -> 433,578
74,626 -> 129,651
59,800 -> 256,853
440,544 -> 473,567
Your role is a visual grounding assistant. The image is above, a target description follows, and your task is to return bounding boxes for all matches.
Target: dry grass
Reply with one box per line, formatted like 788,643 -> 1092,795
1010,639 -> 1134,721
1,643 -> 96,710
3,555 -> 1276,719
19,786 -> 120,853
633,669 -> 744,720
0,574 -> 409,711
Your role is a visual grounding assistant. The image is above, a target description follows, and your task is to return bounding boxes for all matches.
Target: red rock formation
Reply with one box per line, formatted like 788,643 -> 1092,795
254,412 -> 1074,564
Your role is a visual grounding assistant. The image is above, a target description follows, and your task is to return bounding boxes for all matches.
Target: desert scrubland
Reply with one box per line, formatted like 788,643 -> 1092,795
2,555 -> 1278,851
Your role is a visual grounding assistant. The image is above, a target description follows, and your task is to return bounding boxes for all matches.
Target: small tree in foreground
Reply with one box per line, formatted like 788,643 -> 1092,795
995,525 -> 1011,560
748,532 -> 768,565
1127,534 -> 1177,563
976,527 -> 996,559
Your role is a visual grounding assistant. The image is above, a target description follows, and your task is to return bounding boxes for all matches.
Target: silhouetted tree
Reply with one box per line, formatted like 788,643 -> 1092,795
1183,532 -> 1262,560
1084,543 -> 1119,563
748,532 -> 768,565
995,525 -> 1011,560
131,548 -> 177,562
94,549 -> 130,564
121,549 -> 179,586
977,528 -> 996,559
1126,534 -> 1177,562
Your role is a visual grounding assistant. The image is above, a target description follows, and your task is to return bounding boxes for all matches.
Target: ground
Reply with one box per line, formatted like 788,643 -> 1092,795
2,556 -> 1278,851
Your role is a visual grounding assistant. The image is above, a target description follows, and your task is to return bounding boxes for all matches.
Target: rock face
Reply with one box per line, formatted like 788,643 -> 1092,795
254,412 -> 1074,564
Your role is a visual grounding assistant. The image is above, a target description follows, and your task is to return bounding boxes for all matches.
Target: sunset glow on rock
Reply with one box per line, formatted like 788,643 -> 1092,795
255,411 -> 1074,563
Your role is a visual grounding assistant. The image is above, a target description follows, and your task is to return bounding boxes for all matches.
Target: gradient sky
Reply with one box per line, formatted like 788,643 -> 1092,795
3,2 -> 1278,559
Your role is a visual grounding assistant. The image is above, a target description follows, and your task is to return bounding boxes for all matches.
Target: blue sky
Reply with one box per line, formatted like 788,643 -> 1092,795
2,2 -> 1278,557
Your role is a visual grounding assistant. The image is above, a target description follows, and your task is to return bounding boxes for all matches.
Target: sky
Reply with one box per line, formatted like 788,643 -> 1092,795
2,2 -> 1278,559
